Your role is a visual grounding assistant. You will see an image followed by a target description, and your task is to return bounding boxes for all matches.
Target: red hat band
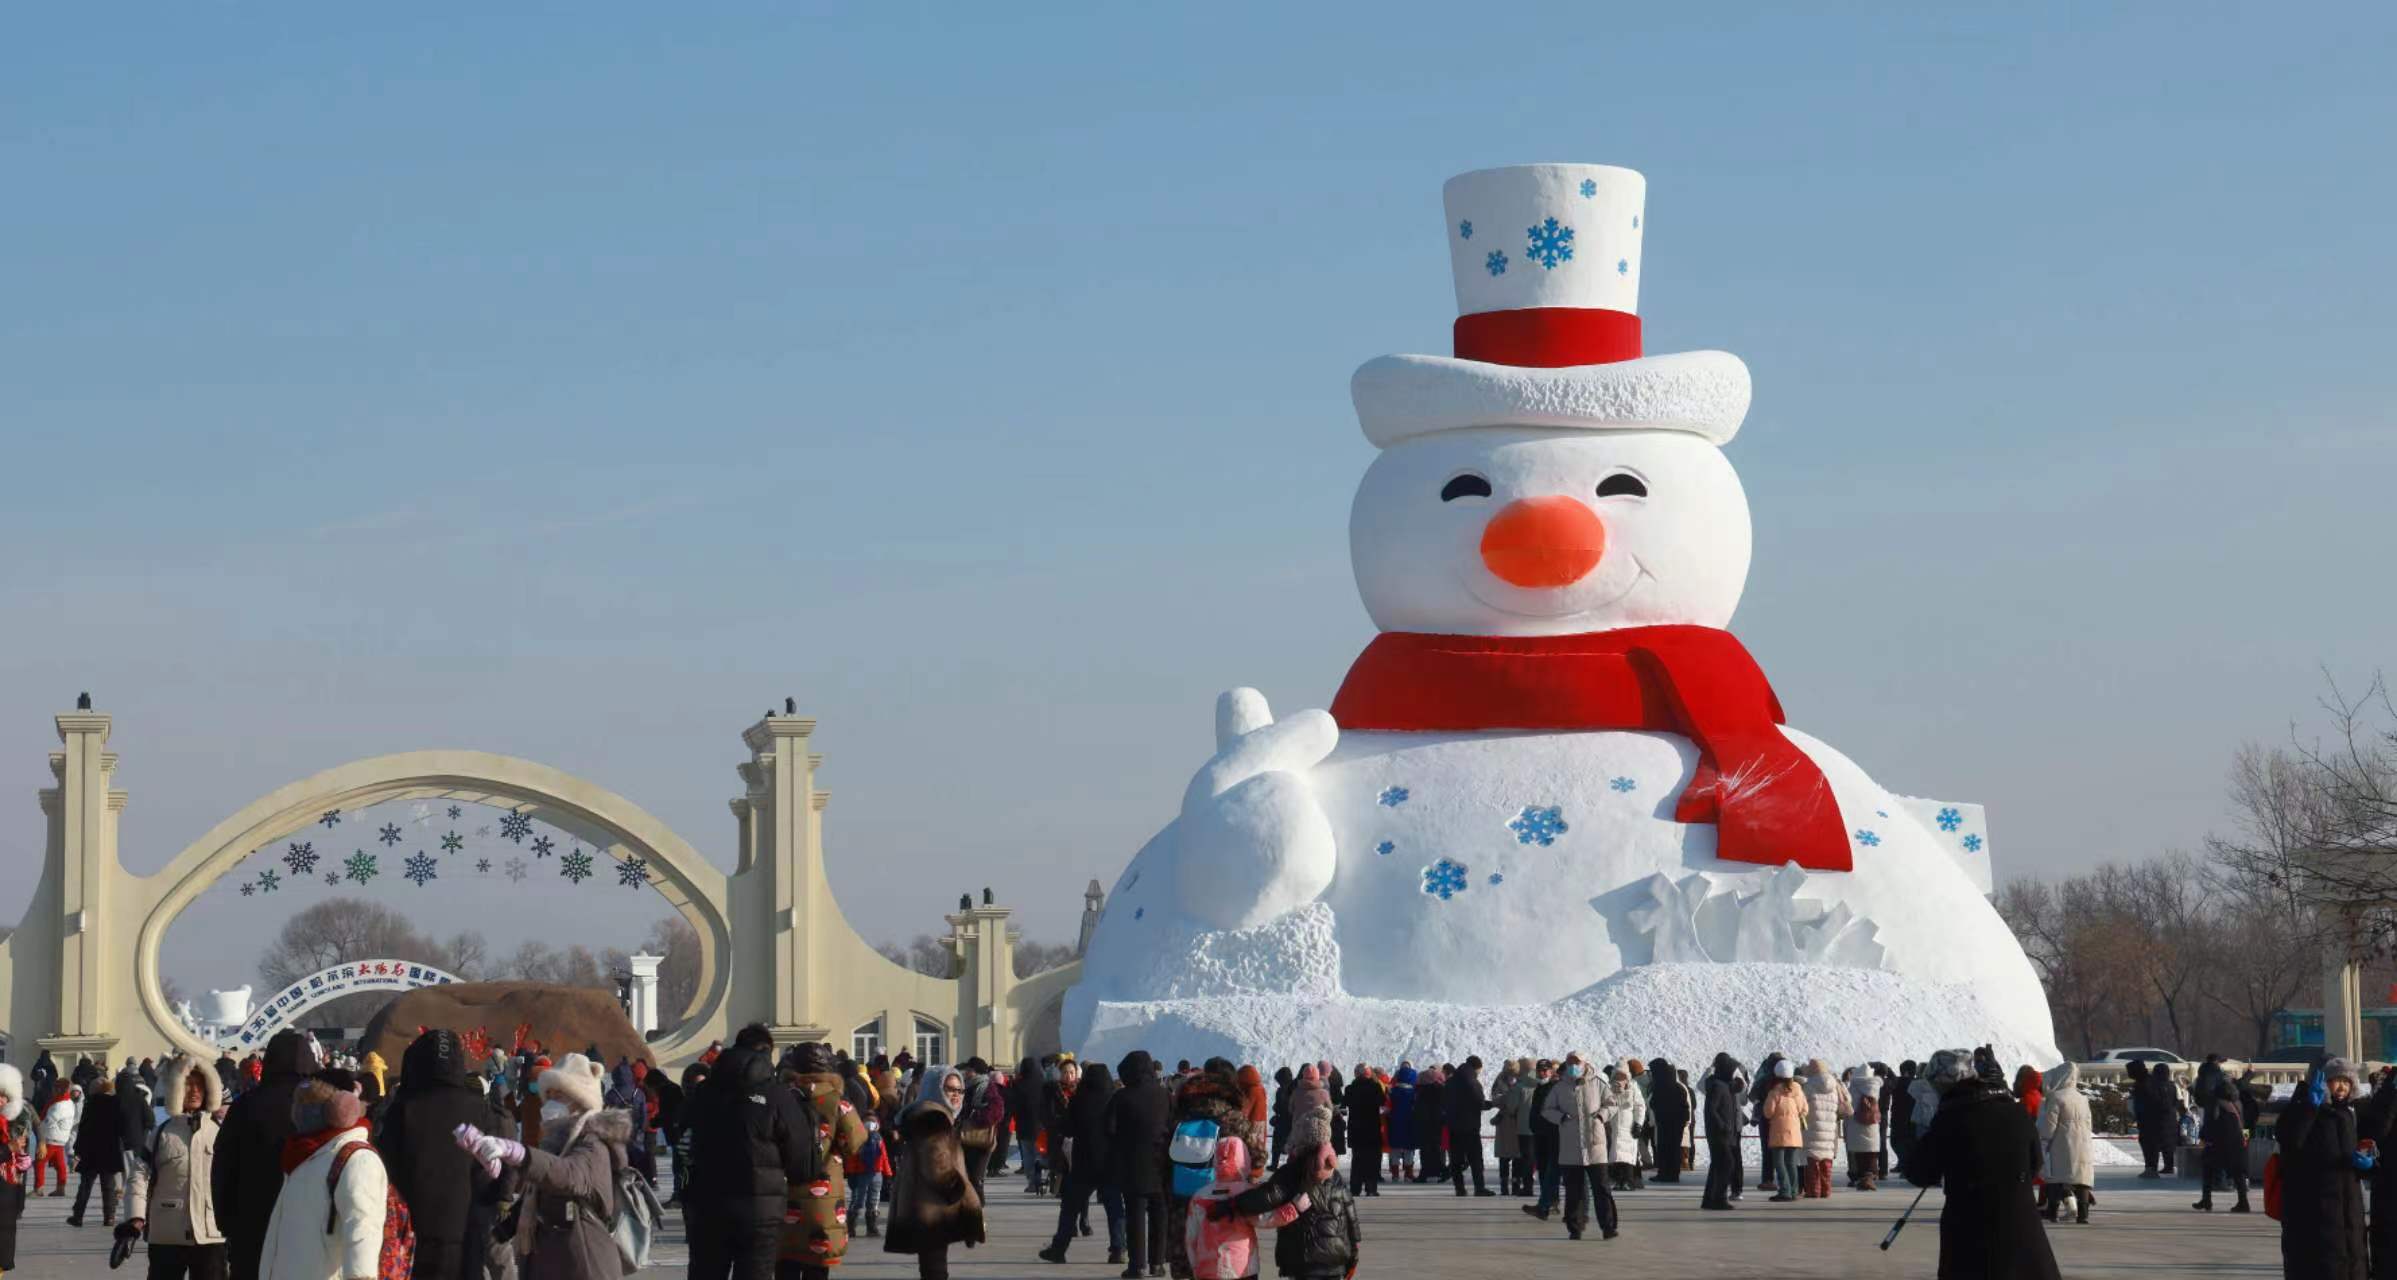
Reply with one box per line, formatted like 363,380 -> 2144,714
1453,307 -> 1643,369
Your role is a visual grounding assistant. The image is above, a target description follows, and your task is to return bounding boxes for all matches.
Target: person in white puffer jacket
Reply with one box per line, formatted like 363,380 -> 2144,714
37,1086 -> 79,1197
1842,1065 -> 1883,1191
1599,1066 -> 1647,1192
257,1076 -> 386,1280
1798,1058 -> 1850,1199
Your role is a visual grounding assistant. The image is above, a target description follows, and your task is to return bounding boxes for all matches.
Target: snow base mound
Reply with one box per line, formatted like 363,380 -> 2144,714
1074,961 -> 2057,1072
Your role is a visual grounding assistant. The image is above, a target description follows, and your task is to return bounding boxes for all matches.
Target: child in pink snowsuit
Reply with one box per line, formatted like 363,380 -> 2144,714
1186,1135 -> 1304,1280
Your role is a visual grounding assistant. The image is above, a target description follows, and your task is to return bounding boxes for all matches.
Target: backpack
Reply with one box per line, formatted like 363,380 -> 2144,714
2262,1152 -> 2282,1221
326,1141 -> 415,1280
611,1161 -> 665,1271
1169,1118 -> 1220,1198
1857,1093 -> 1880,1127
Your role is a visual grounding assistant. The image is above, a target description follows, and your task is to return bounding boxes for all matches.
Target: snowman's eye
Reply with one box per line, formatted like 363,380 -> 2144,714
1596,472 -> 1648,499
1439,473 -> 1493,502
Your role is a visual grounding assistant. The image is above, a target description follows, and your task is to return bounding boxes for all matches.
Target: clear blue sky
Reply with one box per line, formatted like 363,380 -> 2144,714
5,5 -> 2392,994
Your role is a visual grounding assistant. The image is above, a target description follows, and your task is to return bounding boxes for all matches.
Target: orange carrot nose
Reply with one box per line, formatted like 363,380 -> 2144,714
1479,496 -> 1606,588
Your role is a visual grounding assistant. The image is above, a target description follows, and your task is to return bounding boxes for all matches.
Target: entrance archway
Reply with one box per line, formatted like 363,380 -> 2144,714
130,750 -> 733,1062
217,959 -> 465,1051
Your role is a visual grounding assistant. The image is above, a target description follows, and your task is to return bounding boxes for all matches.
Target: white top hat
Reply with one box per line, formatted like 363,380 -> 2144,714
1351,163 -> 1751,449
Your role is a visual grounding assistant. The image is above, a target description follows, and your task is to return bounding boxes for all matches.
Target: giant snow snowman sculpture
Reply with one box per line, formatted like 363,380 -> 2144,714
1063,165 -> 2058,1071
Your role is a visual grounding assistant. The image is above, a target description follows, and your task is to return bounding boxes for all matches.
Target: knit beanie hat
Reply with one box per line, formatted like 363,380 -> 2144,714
539,1052 -> 607,1115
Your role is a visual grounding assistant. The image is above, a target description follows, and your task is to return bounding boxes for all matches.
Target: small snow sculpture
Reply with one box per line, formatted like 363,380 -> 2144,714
1621,863 -> 1887,971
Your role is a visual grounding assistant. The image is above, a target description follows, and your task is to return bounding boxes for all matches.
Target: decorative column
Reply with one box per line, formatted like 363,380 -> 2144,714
1076,879 -> 1105,957
626,953 -> 664,1039
733,712 -> 830,1049
2324,908 -> 2365,1062
945,900 -> 1019,1063
38,706 -> 124,1058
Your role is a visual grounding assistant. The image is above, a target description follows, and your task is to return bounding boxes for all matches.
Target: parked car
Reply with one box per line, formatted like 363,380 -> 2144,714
2088,1047 -> 2185,1066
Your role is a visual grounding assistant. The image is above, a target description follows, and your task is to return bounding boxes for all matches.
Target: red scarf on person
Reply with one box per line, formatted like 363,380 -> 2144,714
280,1120 -> 372,1174
1328,625 -> 1852,872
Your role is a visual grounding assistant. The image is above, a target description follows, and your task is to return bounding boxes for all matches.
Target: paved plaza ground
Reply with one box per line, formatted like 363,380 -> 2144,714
21,1152 -> 2287,1279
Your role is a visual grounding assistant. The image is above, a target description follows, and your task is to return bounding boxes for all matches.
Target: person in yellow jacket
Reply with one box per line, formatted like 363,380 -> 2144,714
783,1042 -> 868,1278
361,1050 -> 389,1102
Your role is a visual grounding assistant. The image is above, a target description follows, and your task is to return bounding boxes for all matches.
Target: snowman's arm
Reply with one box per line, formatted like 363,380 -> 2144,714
1173,690 -> 1339,931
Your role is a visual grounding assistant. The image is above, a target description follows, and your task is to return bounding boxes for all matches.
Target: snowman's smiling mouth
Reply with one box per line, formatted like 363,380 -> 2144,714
1463,555 -> 1655,620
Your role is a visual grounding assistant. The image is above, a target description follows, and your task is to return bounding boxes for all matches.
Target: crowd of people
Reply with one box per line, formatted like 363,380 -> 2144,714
0,1034 -> 2385,1280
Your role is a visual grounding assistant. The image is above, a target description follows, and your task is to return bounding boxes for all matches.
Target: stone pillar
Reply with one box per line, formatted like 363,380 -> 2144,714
39,708 -> 124,1058
2325,947 -> 2365,1064
945,902 -> 1018,1063
627,953 -> 664,1040
1076,879 -> 1105,958
733,713 -> 829,1048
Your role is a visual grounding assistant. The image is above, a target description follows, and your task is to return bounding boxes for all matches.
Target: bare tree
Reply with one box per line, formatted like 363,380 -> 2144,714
2209,676 -> 2397,949
643,915 -> 703,1021
877,934 -> 958,978
1013,939 -> 1079,978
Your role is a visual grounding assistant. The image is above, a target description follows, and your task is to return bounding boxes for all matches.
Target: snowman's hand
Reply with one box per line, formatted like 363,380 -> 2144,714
1190,690 -> 1339,805
1176,689 -> 1340,930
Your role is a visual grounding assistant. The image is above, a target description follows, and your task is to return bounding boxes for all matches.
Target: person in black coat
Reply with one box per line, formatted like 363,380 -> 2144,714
2279,1059 -> 2368,1280
1888,1059 -> 1919,1174
1269,1068 -> 1295,1170
1342,1069 -> 1385,1196
212,1027 -> 314,1280
1040,1062 -> 1122,1264
2190,1063 -> 2249,1213
1526,1063 -> 1563,1215
376,1029 -> 494,1280
1011,1057 -> 1050,1194
1104,1051 -> 1173,1278
69,1078 -> 128,1226
1749,1052 -> 1784,1191
1415,1070 -> 1447,1182
1445,1057 -> 1497,1197
1646,1058 -> 1688,1183
683,1032 -> 817,1280
1700,1054 -> 1744,1211
115,1064 -> 155,1168
1905,1050 -> 2059,1280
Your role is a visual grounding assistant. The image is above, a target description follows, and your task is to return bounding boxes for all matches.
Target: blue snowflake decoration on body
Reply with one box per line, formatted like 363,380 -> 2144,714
1458,219 -> 1473,240
377,823 -> 402,846
1378,786 -> 1410,808
505,858 -> 528,884
1487,872 -> 1505,886
499,810 -> 533,843
476,857 -> 492,874
1580,178 -> 1597,198
345,851 -> 379,884
1508,805 -> 1568,846
324,872 -> 341,886
533,835 -> 557,858
1484,249 -> 1507,276
440,831 -> 464,853
617,857 -> 649,888
1853,829 -> 1882,847
447,804 -> 462,819
1962,834 -> 1985,853
1935,807 -> 1964,832
1609,776 -> 1637,793
403,852 -> 439,886
559,849 -> 595,884
1422,859 -> 1470,900
1616,258 -> 1628,275
240,883 -> 254,897
256,869 -> 280,893
1524,217 -> 1574,269
1133,906 -> 1145,920
284,842 -> 319,875
1375,840 -> 1395,857
318,809 -> 342,828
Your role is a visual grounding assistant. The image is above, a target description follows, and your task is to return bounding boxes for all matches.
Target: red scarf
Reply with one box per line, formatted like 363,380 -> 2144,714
1328,626 -> 1851,872
280,1120 -> 371,1175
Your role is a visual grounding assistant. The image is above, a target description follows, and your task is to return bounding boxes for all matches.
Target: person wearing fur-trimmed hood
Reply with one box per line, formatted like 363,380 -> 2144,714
884,1066 -> 986,1280
0,1063 -> 29,1274
782,1042 -> 870,1278
454,1052 -> 631,1280
124,1056 -> 228,1277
